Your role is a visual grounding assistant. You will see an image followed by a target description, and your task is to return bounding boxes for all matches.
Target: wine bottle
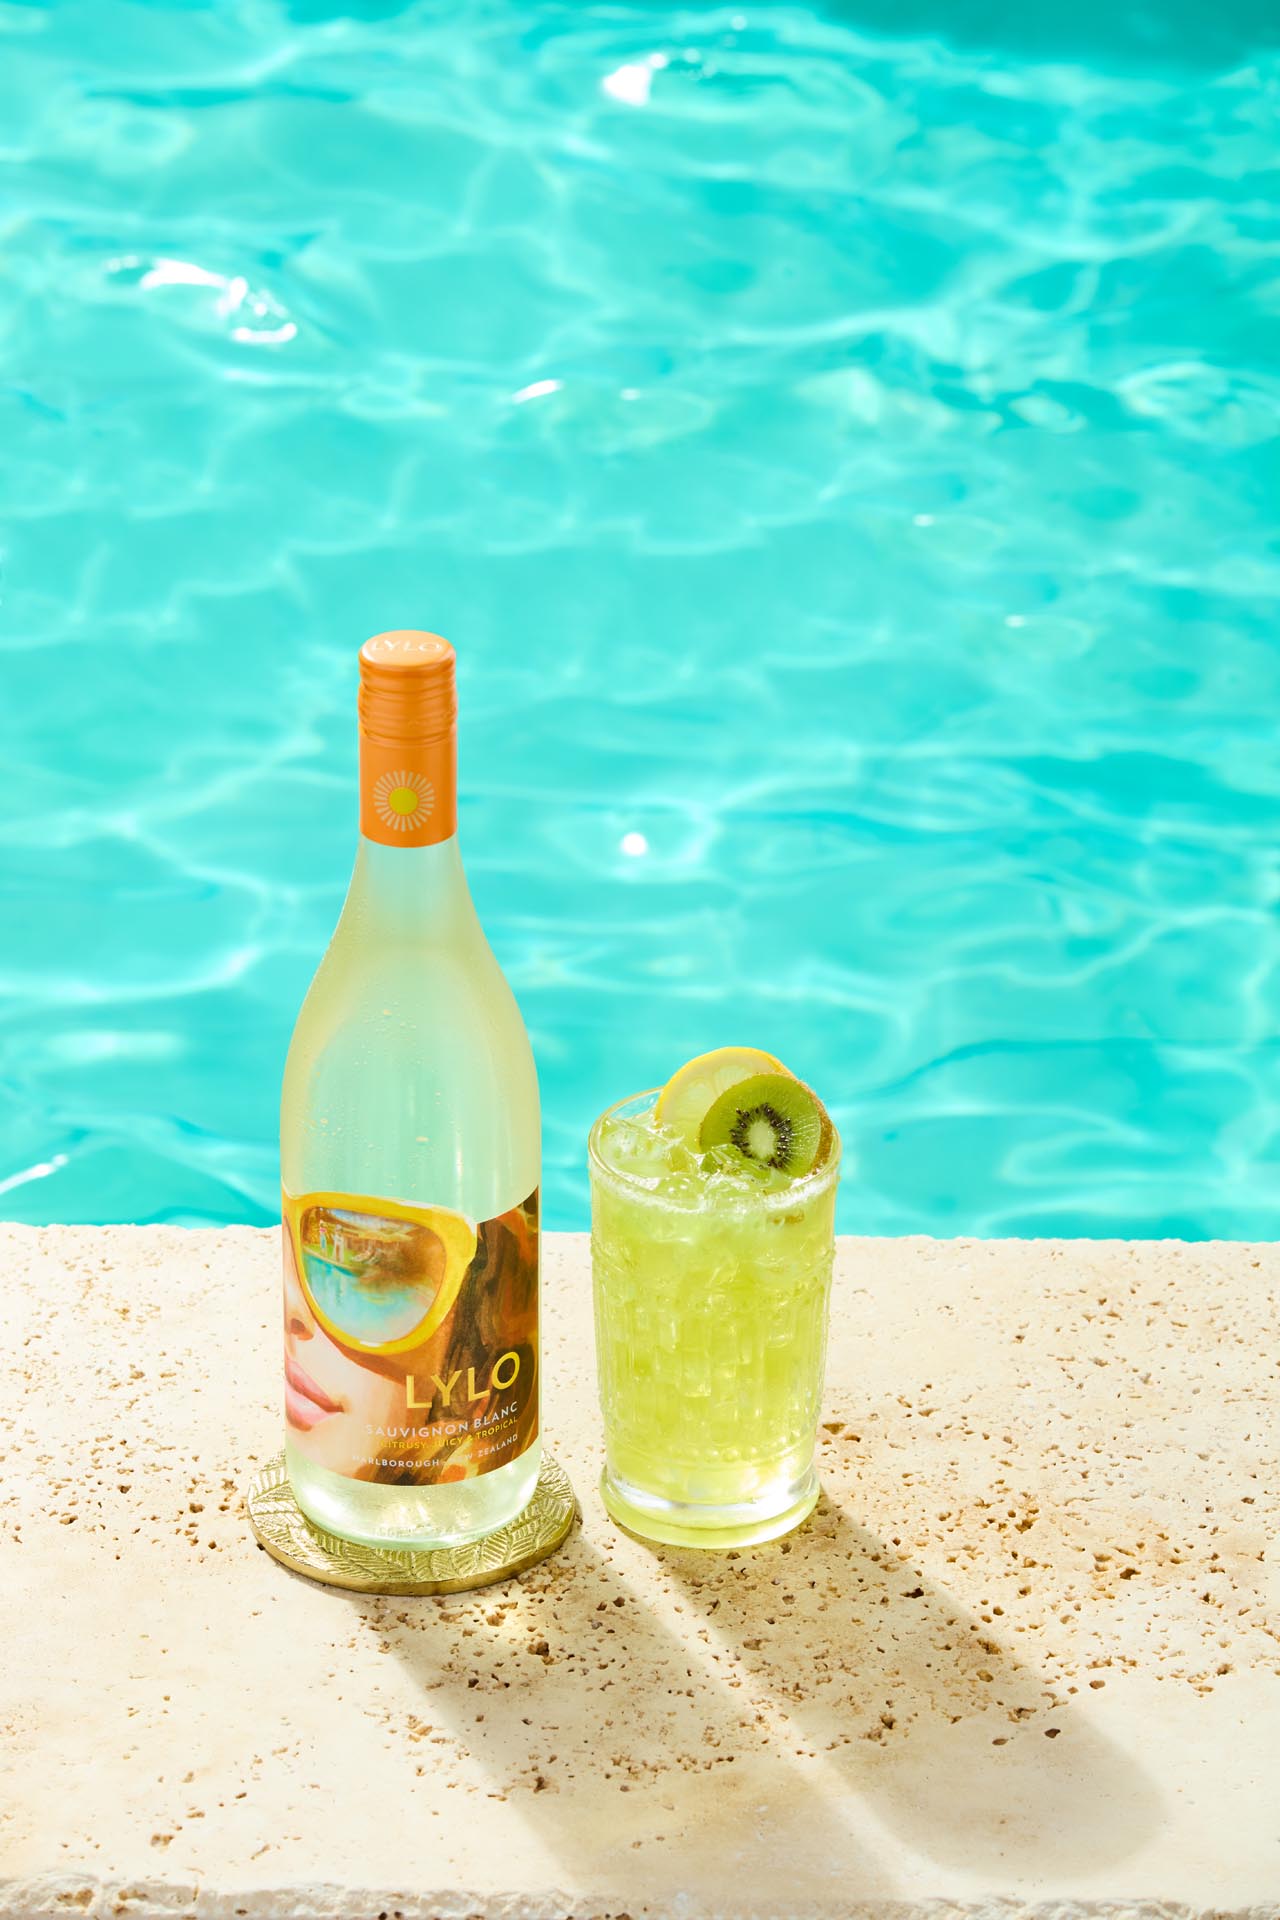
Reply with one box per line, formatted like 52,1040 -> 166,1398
280,630 -> 541,1549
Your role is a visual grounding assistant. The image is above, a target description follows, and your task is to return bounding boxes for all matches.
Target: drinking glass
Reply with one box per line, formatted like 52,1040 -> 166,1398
589,1089 -> 840,1548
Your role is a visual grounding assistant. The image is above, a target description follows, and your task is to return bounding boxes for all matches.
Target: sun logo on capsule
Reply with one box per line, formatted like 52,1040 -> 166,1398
373,770 -> 435,833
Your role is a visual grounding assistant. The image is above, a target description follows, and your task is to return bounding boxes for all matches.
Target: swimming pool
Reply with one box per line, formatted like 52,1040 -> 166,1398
3,0 -> 1278,1237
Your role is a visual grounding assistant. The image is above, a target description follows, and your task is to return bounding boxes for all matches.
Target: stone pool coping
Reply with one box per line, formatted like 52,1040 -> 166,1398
2,1225 -> 1277,1917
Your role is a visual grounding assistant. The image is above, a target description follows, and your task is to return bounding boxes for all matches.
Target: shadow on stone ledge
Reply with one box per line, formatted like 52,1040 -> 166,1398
347,1522 -> 899,1906
341,1487 -> 1159,1904
658,1490 -> 1163,1881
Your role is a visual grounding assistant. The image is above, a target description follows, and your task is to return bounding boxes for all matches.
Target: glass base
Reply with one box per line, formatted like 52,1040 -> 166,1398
287,1437 -> 542,1551
600,1465 -> 820,1549
250,1450 -> 576,1593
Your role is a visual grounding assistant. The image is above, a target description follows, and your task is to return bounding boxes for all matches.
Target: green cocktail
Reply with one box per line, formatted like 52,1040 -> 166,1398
589,1051 -> 840,1548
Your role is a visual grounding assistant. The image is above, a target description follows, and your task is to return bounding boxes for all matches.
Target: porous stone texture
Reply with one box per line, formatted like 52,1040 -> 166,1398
2,1227 -> 1278,1918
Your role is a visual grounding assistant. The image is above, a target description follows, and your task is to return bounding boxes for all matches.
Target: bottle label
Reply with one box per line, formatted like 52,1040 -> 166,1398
282,1186 -> 538,1485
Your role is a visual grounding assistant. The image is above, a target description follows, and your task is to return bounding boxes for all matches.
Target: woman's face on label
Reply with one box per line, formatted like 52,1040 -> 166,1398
281,1227 -> 406,1477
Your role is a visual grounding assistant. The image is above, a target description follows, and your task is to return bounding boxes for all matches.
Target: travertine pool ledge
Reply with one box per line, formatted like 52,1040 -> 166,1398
2,1226 -> 1278,1918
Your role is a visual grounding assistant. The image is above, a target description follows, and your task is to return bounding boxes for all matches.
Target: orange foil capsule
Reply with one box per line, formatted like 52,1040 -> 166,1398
357,630 -> 458,848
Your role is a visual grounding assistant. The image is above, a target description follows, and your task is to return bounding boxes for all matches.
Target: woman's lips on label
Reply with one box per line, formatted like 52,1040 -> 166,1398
285,1353 -> 343,1430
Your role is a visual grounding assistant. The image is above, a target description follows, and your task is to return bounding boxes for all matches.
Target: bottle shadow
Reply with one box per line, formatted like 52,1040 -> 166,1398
342,1521 -> 901,1906
340,1478 -> 1162,1901
654,1487 -> 1164,1883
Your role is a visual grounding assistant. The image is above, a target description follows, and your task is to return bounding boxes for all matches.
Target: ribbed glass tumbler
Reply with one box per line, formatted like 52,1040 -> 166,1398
589,1088 -> 840,1549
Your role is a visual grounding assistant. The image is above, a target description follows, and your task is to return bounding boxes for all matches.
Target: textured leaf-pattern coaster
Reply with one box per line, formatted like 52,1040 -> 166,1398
247,1451 -> 578,1594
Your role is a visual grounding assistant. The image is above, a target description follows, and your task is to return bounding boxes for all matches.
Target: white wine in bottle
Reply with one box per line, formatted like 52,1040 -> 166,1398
280,630 -> 540,1549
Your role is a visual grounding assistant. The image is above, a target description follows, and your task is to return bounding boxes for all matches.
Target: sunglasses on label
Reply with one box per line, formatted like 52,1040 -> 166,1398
287,1194 -> 477,1356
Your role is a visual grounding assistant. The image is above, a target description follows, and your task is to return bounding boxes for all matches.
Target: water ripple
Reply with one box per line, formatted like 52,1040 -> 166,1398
0,0 -> 1277,1234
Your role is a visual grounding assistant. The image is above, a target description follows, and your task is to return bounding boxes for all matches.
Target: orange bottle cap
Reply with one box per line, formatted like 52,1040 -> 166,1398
357,631 -> 457,847
358,630 -> 456,745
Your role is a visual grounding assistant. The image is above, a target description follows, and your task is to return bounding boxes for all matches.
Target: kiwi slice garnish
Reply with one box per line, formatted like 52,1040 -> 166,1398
698,1073 -> 826,1177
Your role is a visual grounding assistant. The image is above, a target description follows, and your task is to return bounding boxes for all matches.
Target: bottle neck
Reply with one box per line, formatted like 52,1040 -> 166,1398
358,725 -> 457,850
344,632 -> 468,940
344,832 -> 476,942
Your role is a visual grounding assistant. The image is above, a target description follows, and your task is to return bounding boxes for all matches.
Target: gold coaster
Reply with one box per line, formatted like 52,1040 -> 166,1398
247,1451 -> 578,1595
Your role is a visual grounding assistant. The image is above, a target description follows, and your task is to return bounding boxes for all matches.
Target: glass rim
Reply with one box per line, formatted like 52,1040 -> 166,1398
587,1085 -> 842,1211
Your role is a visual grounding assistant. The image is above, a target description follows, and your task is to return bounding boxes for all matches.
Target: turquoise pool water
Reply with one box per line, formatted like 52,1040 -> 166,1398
2,0 -> 1278,1237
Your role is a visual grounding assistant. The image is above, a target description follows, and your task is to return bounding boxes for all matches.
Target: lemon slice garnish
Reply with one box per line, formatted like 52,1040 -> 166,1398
653,1045 -> 790,1143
